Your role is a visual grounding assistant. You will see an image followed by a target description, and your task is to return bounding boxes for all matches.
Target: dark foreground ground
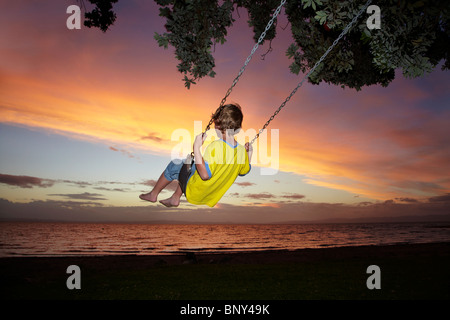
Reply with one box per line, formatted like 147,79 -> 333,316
1,242 -> 449,301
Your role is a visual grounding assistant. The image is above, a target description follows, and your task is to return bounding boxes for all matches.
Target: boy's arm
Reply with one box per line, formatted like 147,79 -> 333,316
193,133 -> 211,181
238,142 -> 253,177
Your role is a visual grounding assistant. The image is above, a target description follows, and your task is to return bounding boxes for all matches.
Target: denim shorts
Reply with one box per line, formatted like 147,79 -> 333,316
163,159 -> 196,182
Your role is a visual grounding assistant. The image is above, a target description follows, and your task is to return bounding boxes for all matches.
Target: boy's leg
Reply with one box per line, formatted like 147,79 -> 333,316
139,159 -> 184,203
139,172 -> 171,202
160,184 -> 183,207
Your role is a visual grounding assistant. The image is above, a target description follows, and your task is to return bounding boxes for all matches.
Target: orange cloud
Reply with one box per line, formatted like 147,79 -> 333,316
261,82 -> 450,201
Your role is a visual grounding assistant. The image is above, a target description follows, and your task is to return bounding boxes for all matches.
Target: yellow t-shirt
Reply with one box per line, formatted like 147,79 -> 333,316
186,139 -> 251,207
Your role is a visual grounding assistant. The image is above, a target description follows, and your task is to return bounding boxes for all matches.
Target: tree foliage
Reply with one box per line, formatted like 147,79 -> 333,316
154,0 -> 235,88
80,0 -> 118,32
82,0 -> 449,90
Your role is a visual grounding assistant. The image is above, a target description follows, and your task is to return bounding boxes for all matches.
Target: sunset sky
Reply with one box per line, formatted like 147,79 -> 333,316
1,1 -> 449,223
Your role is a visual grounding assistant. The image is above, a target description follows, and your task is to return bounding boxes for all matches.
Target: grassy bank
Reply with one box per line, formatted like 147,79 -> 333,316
1,243 -> 449,300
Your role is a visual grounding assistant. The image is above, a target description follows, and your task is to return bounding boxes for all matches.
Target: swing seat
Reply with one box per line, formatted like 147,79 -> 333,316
178,153 -> 194,195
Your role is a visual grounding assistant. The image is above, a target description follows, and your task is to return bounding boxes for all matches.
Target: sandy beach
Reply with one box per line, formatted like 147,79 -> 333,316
1,242 -> 449,301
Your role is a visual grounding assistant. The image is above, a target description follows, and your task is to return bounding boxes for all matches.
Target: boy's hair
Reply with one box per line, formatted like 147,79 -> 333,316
213,103 -> 243,133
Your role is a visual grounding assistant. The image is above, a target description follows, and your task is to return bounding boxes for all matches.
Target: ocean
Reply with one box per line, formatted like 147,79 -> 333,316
0,221 -> 449,257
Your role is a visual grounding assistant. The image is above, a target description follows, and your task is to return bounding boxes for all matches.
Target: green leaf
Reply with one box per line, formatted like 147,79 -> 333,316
183,76 -> 196,90
286,43 -> 299,59
314,11 -> 327,25
289,62 -> 301,75
153,32 -> 169,49
302,0 -> 312,9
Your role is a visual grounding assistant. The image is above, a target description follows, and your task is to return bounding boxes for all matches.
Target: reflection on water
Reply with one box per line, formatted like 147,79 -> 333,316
0,222 -> 449,257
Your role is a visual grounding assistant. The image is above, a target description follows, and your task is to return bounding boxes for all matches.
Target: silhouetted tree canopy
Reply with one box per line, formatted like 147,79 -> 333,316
82,0 -> 449,90
80,0 -> 118,32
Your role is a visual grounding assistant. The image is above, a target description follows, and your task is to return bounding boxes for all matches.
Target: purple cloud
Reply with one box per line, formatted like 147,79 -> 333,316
0,173 -> 54,188
48,192 -> 107,201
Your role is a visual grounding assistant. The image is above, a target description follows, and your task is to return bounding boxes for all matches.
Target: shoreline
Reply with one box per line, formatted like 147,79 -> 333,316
1,242 -> 449,267
1,240 -> 449,261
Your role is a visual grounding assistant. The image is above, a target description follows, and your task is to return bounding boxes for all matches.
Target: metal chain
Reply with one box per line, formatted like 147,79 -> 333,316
249,0 -> 373,145
203,0 -> 287,134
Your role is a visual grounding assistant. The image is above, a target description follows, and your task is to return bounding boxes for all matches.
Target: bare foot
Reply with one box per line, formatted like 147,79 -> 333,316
139,191 -> 157,202
159,197 -> 180,207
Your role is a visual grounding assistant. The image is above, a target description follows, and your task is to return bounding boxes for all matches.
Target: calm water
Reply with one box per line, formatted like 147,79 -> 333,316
0,221 -> 449,257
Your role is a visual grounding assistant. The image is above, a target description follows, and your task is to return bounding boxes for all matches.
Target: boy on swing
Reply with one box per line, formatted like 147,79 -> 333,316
139,103 -> 252,207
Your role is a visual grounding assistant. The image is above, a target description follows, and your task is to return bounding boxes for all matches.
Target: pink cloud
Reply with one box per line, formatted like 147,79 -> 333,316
235,182 -> 256,187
